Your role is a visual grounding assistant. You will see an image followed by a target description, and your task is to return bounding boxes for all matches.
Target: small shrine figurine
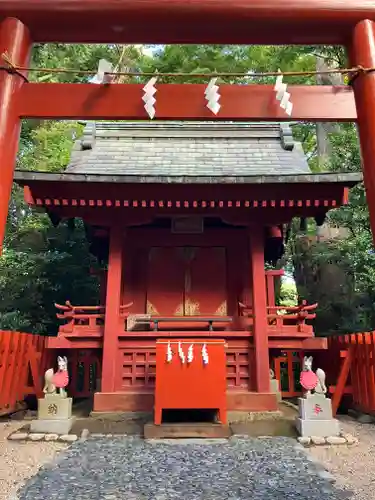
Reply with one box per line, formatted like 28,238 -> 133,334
300,355 -> 327,397
43,355 -> 69,398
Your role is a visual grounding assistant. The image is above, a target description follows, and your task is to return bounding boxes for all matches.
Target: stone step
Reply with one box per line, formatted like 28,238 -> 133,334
144,422 -> 232,439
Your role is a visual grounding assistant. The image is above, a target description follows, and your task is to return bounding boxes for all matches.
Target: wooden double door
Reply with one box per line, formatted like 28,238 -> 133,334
146,246 -> 227,316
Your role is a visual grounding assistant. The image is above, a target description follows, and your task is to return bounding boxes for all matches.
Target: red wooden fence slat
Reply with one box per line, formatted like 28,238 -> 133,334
0,331 -> 47,415
331,346 -> 352,416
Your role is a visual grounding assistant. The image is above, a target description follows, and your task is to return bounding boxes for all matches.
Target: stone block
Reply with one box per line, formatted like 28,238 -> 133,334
326,436 -> 347,445
311,436 -> 326,445
295,417 -> 340,438
298,395 -> 333,421
45,434 -> 59,441
297,436 -> 311,446
59,434 -> 78,442
8,432 -> 28,441
29,433 -> 45,441
37,396 -> 72,420
30,417 -> 75,435
80,429 -> 90,441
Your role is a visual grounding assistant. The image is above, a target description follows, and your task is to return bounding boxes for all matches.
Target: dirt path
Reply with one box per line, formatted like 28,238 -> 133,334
0,421 -> 66,500
310,416 -> 375,500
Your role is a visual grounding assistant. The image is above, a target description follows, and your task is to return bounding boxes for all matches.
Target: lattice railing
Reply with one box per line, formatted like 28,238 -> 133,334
55,301 -> 133,335
238,300 -> 317,332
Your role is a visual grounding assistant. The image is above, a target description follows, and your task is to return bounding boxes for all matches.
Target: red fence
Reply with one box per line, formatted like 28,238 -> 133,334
0,331 -> 47,415
318,333 -> 375,416
0,331 -> 101,414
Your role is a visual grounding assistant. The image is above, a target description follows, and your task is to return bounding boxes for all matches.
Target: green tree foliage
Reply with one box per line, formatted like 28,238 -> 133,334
0,42 -> 371,335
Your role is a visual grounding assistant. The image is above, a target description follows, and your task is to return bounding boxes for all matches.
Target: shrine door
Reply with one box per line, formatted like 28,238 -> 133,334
146,247 -> 227,316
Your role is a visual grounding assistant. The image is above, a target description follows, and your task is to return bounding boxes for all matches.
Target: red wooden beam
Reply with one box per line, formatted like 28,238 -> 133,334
16,83 -> 356,122
1,1 -> 375,44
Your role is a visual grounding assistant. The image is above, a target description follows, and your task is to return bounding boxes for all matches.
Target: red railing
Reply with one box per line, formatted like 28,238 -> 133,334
239,300 -> 317,334
55,300 -> 133,336
0,330 -> 47,415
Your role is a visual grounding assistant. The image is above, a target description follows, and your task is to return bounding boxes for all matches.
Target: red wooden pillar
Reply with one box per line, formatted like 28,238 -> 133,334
101,225 -> 123,393
266,273 -> 275,308
250,226 -> 270,393
350,20 -> 375,243
0,18 -> 31,253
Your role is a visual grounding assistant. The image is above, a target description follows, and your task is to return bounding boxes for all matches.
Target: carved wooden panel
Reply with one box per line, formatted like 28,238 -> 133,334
226,349 -> 250,389
120,349 -> 156,389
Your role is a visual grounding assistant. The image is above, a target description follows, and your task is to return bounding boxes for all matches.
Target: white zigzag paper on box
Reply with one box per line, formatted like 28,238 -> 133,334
91,59 -> 113,84
274,69 -> 293,116
201,344 -> 209,365
166,341 -> 173,363
187,344 -> 194,364
142,76 -> 158,119
205,77 -> 221,115
178,341 -> 186,364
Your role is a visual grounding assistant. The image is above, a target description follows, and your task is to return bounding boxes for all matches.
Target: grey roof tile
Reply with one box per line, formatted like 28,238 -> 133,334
65,121 -> 310,178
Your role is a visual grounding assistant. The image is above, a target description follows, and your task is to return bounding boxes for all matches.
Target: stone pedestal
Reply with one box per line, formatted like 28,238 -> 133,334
30,395 -> 75,435
295,394 -> 340,437
270,378 -> 282,402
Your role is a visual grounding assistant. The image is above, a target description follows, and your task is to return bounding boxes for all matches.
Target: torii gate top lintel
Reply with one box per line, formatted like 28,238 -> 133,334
1,0 -> 375,44
2,4 -> 375,253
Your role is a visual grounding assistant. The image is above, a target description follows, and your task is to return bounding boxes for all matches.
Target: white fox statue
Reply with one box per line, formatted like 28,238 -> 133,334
300,355 -> 327,397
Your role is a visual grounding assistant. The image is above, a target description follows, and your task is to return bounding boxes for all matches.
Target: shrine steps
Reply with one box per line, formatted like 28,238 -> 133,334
144,422 -> 231,440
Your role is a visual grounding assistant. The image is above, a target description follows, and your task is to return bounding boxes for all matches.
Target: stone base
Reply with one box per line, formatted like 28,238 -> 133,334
298,395 -> 333,420
30,417 -> 76,435
270,379 -> 282,402
144,423 -> 231,439
295,417 -> 340,437
38,396 -> 73,420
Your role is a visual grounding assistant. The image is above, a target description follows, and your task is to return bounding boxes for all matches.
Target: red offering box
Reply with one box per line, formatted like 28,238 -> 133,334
155,339 -> 227,424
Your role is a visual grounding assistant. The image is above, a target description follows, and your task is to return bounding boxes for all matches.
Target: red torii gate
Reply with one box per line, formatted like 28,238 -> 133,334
0,0 -> 375,251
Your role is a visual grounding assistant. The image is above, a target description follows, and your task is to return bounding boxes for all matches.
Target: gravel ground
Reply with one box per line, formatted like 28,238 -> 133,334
3,416 -> 374,500
17,436 -> 352,500
0,421 -> 66,500
310,416 -> 375,500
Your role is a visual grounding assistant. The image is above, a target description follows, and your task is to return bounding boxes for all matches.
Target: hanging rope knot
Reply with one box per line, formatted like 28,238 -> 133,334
0,51 -> 29,82
347,64 -> 375,86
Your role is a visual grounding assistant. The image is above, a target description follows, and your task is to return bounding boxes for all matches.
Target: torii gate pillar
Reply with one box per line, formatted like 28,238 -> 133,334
0,18 -> 31,252
351,20 -> 375,244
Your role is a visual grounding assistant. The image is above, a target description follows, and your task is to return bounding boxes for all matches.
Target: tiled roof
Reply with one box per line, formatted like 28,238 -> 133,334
65,121 -> 311,177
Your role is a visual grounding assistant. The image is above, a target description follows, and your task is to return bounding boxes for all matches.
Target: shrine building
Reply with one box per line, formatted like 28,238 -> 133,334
14,121 -> 360,415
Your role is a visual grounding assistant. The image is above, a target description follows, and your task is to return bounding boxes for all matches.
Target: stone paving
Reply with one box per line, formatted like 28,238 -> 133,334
17,436 -> 354,500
